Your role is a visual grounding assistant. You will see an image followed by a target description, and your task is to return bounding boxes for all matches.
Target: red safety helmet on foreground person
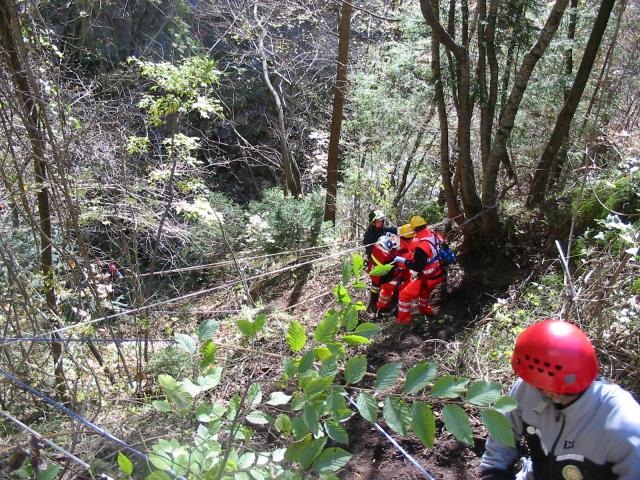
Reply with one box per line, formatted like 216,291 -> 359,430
511,319 -> 599,395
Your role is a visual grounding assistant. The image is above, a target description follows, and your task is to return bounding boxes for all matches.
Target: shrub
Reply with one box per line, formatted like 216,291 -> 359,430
246,189 -> 326,254
147,346 -> 197,381
574,174 -> 640,233
175,191 -> 244,265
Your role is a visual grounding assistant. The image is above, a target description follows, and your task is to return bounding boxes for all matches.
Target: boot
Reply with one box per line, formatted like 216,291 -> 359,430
367,292 -> 380,313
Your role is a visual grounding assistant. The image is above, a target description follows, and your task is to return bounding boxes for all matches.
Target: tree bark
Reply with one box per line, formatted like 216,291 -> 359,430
421,0 -> 482,232
254,4 -> 301,197
481,0 -> 570,240
430,0 -> 461,223
323,0 -> 352,223
0,0 -> 66,400
529,0 -> 617,206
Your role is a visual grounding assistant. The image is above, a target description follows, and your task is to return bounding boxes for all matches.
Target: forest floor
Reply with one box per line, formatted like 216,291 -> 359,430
254,252 -> 523,480
3,252 -> 526,479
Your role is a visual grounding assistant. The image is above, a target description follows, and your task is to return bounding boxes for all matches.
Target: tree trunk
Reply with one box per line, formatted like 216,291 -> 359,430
430,0 -> 461,223
420,0 -> 482,239
323,0 -> 352,223
254,4 -> 301,197
476,0 -> 490,169
481,0 -> 570,240
528,0 -> 616,206
0,0 -> 66,400
580,0 -> 627,136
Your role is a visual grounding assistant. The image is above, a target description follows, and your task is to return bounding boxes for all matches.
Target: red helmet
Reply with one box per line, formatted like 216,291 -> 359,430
511,320 -> 598,394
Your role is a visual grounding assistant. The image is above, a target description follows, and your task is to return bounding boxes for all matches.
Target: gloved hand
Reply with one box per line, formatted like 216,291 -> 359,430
479,468 -> 516,480
393,256 -> 407,264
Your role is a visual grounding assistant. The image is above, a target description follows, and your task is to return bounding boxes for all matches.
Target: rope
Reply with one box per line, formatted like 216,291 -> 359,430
0,368 -> 148,462
0,409 -> 104,477
0,242 -> 368,349
0,337 -> 175,344
345,395 -> 436,480
138,239 -> 360,277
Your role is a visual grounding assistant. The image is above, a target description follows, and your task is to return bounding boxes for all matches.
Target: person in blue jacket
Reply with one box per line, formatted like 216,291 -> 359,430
480,319 -> 640,480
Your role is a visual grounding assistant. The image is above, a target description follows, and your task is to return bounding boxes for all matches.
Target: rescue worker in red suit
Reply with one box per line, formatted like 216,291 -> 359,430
393,215 -> 445,324
366,233 -> 399,313
376,224 -> 416,314
363,210 -> 396,312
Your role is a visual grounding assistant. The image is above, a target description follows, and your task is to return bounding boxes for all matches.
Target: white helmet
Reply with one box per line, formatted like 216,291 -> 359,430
377,233 -> 400,252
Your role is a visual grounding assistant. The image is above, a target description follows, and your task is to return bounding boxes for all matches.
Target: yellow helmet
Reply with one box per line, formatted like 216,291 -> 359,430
398,224 -> 415,239
410,215 -> 427,229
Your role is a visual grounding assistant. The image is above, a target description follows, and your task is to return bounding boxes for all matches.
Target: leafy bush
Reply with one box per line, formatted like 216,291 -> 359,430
574,174 -> 640,233
147,346 -> 197,381
246,189 -> 326,254
175,191 -> 245,266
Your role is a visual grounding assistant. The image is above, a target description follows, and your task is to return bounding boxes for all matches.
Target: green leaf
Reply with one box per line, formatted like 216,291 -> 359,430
315,315 -> 338,343
442,404 -> 474,446
341,334 -> 371,346
356,392 -> 377,422
333,284 -> 351,304
283,357 -> 298,378
200,339 -> 217,368
118,452 -> 134,475
482,408 -> 515,448
198,319 -> 219,341
195,403 -> 225,422
303,404 -> 320,433
354,322 -> 382,338
36,464 -> 60,480
403,362 -> 437,394
314,347 -> 333,362
291,417 -> 309,439
383,397 -> 410,436
465,381 -> 503,406
324,419 -> 349,445
145,472 -> 171,480
431,376 -> 469,398
196,367 -> 223,391
320,356 -> 339,377
341,258 -> 352,286
494,396 -> 518,413
287,321 -> 306,353
148,451 -> 171,471
274,414 -> 292,435
266,391 -> 292,406
344,355 -> 367,384
369,264 -> 394,276
303,376 -> 334,396
326,342 -> 346,358
246,410 -> 271,425
299,350 -> 315,374
158,374 -> 178,391
374,362 -> 403,391
352,254 -> 365,277
152,400 -> 172,412
174,333 -> 197,354
237,314 -> 266,337
311,447 -> 352,473
326,389 -> 346,417
247,383 -> 263,407
411,403 -> 436,448
343,307 -> 359,331
285,435 -> 327,468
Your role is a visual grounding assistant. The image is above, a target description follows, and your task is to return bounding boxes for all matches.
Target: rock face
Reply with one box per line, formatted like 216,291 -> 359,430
43,0 -> 182,68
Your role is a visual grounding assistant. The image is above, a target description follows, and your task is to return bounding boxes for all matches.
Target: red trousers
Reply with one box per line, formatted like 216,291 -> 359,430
396,276 -> 443,325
